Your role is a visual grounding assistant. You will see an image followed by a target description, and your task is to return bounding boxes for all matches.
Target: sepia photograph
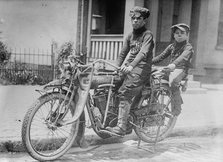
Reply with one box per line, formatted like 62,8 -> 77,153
0,0 -> 223,161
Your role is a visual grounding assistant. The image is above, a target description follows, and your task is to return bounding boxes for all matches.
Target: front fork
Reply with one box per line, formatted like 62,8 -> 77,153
44,88 -> 86,148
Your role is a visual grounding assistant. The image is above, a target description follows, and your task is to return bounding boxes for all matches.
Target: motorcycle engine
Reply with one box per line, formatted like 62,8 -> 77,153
92,89 -> 119,127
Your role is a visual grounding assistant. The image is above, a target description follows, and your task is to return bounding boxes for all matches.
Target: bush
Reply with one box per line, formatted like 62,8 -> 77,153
55,41 -> 76,78
0,41 -> 11,63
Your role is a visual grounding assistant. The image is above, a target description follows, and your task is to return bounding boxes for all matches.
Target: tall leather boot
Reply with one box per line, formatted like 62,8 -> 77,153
171,99 -> 182,116
106,100 -> 131,135
171,88 -> 183,116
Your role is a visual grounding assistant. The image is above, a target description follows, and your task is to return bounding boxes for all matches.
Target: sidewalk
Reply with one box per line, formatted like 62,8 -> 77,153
0,84 -> 223,152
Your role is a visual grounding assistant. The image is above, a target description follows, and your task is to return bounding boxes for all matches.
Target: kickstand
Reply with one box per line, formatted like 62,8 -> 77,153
153,125 -> 161,151
137,125 -> 161,153
137,137 -> 155,153
137,138 -> 141,148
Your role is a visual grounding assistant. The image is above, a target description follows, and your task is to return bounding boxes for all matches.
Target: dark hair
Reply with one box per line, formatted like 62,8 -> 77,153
130,6 -> 150,19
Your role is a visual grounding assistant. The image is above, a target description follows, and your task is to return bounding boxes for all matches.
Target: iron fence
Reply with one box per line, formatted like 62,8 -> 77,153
0,47 -> 55,84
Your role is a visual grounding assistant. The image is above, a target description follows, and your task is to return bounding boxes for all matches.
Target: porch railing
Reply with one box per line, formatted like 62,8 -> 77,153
87,34 -> 124,63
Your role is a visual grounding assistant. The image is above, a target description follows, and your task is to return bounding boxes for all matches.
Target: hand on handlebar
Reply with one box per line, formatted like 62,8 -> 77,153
118,65 -> 136,78
120,65 -> 133,74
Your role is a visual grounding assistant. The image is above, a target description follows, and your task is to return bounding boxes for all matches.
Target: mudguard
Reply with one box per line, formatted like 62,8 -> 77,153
42,79 -> 71,93
60,69 -> 93,125
70,72 -> 93,124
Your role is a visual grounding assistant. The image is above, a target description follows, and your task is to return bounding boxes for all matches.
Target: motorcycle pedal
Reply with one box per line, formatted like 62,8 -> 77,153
98,129 -> 124,137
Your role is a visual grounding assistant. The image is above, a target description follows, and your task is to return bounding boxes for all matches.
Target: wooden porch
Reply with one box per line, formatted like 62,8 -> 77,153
87,34 -> 124,63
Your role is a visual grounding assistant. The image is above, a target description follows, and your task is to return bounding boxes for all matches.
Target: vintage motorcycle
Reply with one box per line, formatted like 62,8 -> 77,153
21,53 -> 187,161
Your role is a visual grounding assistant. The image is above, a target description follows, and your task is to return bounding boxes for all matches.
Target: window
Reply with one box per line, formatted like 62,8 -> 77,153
217,0 -> 223,48
91,0 -> 125,34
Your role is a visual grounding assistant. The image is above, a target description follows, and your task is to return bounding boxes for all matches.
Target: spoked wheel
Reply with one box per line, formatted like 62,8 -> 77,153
22,92 -> 79,161
134,85 -> 177,143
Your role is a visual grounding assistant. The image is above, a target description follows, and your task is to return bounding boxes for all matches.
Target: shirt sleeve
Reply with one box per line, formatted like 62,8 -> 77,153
172,44 -> 193,66
152,44 -> 172,64
129,32 -> 154,68
116,34 -> 131,67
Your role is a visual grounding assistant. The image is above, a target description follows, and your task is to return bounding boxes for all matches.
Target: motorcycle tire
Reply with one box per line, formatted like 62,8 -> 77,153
134,84 -> 177,143
21,92 -> 80,161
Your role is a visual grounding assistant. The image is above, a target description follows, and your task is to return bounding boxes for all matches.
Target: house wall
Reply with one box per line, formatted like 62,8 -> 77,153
194,0 -> 223,82
195,0 -> 209,70
204,0 -> 223,65
0,0 -> 79,51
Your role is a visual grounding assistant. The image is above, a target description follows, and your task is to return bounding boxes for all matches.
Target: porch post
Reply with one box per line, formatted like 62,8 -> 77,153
76,0 -> 89,63
76,0 -> 82,57
86,0 -> 92,63
145,0 -> 159,56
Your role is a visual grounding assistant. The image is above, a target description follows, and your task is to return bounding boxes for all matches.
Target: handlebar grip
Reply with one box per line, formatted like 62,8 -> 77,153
128,72 -> 136,78
162,67 -> 174,73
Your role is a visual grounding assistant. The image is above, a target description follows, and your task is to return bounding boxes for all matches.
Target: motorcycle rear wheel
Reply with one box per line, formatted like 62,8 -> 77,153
134,85 -> 177,143
21,92 -> 79,161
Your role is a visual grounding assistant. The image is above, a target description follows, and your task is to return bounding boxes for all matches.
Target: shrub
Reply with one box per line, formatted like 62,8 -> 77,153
0,41 -> 11,63
55,41 -> 76,78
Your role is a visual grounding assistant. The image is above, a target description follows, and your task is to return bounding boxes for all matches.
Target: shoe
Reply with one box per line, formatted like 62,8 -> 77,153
172,106 -> 181,116
106,126 -> 126,135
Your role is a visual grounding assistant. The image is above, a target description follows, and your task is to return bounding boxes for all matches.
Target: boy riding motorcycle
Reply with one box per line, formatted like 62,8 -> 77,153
107,6 -> 154,135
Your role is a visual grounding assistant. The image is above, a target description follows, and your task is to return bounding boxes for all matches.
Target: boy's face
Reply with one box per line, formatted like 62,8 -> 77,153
173,29 -> 189,42
131,14 -> 146,30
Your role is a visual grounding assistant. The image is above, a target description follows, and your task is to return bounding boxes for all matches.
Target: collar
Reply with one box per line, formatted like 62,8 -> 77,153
173,40 -> 187,48
133,26 -> 147,35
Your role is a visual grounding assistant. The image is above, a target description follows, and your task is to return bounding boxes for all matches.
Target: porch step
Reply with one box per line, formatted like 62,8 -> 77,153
183,75 -> 207,94
182,87 -> 207,94
201,84 -> 223,91
187,80 -> 201,88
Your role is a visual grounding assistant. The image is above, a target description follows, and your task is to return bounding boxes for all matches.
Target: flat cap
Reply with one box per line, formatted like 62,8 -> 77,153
129,6 -> 150,19
171,23 -> 190,32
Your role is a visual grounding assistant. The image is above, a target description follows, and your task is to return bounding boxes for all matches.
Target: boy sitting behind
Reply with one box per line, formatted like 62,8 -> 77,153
152,23 -> 194,116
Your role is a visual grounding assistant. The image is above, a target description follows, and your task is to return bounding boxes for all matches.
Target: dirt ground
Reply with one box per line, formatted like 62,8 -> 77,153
0,133 -> 222,162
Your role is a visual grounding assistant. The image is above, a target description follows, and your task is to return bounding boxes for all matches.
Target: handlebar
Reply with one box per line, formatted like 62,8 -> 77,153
78,59 -> 136,77
77,59 -> 119,69
150,66 -> 174,80
152,66 -> 174,73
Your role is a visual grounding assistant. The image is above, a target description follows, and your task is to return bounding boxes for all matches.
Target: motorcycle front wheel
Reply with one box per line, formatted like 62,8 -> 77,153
134,85 -> 177,143
21,92 -> 79,161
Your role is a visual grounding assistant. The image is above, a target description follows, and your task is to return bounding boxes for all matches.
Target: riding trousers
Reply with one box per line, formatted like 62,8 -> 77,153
118,73 -> 149,103
169,69 -> 187,115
